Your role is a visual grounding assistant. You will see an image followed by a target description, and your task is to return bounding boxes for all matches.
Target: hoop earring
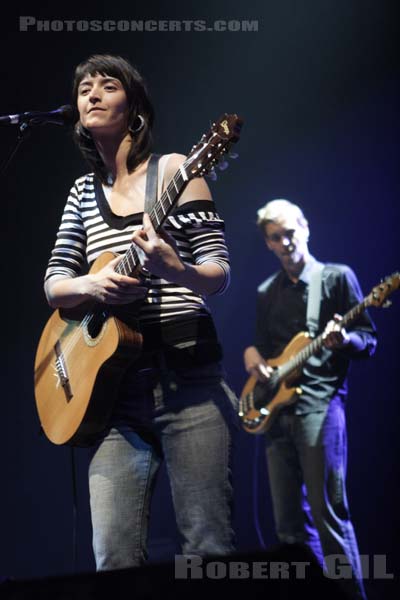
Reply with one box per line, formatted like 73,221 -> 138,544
129,114 -> 145,135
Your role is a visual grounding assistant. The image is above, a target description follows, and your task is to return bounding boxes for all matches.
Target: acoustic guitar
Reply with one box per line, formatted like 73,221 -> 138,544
34,114 -> 243,446
239,272 -> 399,434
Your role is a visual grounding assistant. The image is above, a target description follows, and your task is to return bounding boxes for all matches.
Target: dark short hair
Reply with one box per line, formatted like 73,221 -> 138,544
72,54 -> 154,183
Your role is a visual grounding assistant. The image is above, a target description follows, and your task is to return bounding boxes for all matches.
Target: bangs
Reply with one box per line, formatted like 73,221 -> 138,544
72,53 -> 154,183
73,55 -> 133,100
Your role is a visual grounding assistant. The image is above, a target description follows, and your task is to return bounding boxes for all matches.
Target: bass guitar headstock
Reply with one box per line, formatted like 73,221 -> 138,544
369,272 -> 400,307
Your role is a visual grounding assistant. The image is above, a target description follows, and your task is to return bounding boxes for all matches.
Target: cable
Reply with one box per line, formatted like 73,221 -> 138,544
252,434 -> 268,549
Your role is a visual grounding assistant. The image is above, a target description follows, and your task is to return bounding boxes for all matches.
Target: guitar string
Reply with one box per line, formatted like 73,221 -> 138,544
274,299 -> 369,379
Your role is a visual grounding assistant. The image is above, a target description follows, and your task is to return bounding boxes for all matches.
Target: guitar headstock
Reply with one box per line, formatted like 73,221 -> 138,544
369,272 -> 400,307
183,114 -> 243,179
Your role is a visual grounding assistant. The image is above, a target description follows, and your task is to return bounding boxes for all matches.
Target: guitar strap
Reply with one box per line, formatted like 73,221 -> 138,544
128,153 -> 161,273
144,153 -> 161,213
306,261 -> 324,336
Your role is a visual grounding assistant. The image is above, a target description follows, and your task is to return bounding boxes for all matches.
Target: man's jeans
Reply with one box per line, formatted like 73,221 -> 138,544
88,363 -> 238,570
266,399 -> 367,599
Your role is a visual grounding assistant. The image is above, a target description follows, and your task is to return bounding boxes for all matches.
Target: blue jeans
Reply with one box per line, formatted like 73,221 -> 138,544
88,362 -> 238,570
266,399 -> 367,599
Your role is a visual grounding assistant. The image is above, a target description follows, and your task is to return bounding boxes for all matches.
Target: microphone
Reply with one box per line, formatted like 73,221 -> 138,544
0,105 -> 75,127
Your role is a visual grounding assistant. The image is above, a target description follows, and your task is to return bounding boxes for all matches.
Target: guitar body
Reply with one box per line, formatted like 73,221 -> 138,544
34,114 -> 243,445
239,332 -> 312,434
34,252 -> 143,446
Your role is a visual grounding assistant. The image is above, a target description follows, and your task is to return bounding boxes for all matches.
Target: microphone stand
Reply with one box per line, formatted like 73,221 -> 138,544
2,113 -> 80,572
0,112 -> 70,178
0,120 -> 33,178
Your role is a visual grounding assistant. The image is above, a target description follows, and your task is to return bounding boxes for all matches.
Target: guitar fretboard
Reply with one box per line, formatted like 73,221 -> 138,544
113,168 -> 188,278
276,296 -> 371,382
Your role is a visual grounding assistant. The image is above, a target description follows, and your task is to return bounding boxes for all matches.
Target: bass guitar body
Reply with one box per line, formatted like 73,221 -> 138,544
239,332 -> 312,434
34,252 -> 143,446
239,271 -> 400,435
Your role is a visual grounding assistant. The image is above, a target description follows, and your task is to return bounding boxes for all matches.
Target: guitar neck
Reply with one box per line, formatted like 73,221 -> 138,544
105,112 -> 243,279
277,296 -> 371,380
114,166 -> 189,277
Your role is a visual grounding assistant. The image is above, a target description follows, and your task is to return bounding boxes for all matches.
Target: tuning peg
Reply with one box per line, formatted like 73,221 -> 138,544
228,152 -> 239,159
206,168 -> 218,181
383,300 -> 392,308
217,159 -> 229,171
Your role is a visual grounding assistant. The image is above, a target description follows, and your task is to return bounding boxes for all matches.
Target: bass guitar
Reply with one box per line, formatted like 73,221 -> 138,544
35,114 -> 243,446
239,272 -> 399,434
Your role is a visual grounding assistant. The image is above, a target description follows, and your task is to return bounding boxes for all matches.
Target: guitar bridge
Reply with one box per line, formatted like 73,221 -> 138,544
54,341 -> 73,401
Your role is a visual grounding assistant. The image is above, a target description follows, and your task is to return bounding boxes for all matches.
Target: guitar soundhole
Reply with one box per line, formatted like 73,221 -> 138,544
87,314 -> 103,338
83,309 -> 109,345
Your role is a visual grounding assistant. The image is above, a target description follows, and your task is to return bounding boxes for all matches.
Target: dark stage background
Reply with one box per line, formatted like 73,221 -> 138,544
0,1 -> 399,598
